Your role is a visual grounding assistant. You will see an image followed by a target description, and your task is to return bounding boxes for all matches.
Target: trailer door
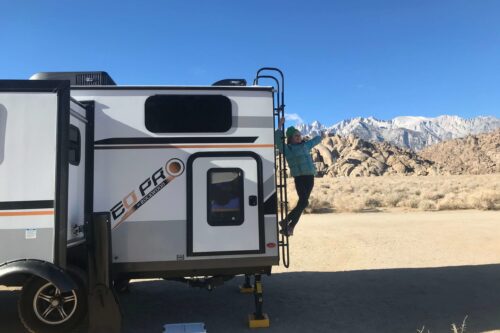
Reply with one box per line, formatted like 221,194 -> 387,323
187,152 -> 264,256
0,80 -> 70,266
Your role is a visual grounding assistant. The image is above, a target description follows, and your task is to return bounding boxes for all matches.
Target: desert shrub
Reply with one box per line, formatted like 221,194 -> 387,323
395,187 -> 408,193
287,174 -> 499,213
398,197 -> 420,209
365,197 -> 382,208
342,186 -> 355,193
422,191 -> 445,201
469,190 -> 500,210
437,193 -> 469,210
451,316 -> 468,333
303,196 -> 332,214
384,193 -> 404,207
333,195 -> 365,212
418,200 -> 437,211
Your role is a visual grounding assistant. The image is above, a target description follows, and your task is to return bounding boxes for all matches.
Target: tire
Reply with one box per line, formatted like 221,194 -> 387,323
18,275 -> 87,333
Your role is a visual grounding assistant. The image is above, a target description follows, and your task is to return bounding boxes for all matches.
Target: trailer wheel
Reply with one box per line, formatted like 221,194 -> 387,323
18,275 -> 87,333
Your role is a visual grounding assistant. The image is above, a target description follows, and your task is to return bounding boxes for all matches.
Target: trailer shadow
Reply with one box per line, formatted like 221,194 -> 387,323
119,264 -> 500,333
1,264 -> 500,332
0,288 -> 22,332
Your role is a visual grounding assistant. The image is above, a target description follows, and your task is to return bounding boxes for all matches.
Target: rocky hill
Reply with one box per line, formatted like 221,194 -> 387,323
419,130 -> 500,175
295,115 -> 500,151
309,134 -> 441,177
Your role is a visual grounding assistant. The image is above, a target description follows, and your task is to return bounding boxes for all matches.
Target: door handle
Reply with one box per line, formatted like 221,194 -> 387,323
249,195 -> 258,206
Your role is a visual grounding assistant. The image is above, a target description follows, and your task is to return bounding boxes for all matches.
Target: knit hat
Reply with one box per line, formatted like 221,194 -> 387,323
286,126 -> 299,138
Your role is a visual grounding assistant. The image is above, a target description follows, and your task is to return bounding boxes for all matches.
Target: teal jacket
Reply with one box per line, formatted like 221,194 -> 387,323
275,129 -> 322,177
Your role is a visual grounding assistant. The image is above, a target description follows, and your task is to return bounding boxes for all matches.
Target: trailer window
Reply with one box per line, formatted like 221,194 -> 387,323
207,168 -> 244,226
69,125 -> 81,166
145,95 -> 232,133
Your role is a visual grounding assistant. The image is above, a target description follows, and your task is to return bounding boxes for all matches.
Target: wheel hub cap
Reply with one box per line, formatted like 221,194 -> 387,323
33,282 -> 78,325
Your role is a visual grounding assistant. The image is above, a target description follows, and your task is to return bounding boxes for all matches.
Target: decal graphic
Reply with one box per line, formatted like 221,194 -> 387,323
110,158 -> 185,229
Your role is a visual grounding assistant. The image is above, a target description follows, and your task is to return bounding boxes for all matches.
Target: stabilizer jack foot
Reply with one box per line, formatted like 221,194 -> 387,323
248,313 -> 270,328
240,285 -> 255,294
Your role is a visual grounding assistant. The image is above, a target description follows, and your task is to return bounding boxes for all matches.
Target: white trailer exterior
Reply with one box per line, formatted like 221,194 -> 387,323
71,86 -> 279,277
0,81 -> 88,269
0,70 -> 288,332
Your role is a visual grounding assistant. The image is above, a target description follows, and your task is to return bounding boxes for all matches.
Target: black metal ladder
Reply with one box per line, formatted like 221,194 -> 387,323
254,68 -> 290,268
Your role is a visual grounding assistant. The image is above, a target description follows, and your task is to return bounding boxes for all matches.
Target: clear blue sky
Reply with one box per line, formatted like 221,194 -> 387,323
1,0 -> 499,125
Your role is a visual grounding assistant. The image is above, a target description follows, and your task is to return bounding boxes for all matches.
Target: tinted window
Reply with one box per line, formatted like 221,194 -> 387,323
207,168 -> 244,226
69,125 -> 81,166
145,95 -> 232,133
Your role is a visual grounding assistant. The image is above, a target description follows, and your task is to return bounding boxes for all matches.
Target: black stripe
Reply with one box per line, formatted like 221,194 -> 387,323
95,136 -> 258,145
263,192 -> 277,215
71,86 -> 273,92
0,80 -> 69,92
0,200 -> 54,210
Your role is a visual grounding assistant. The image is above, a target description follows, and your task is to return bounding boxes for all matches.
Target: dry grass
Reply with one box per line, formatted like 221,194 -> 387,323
285,174 -> 500,213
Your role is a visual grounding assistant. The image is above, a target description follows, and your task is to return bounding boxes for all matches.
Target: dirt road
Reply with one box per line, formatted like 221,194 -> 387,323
1,210 -> 500,332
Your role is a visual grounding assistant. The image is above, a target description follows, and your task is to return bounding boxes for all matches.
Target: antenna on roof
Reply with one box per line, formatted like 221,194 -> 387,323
212,79 -> 247,86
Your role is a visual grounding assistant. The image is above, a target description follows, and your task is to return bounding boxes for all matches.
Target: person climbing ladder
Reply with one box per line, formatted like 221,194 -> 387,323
275,117 -> 323,236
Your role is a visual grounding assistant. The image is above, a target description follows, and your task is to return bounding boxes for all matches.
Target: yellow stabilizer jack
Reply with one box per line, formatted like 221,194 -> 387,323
248,313 -> 270,328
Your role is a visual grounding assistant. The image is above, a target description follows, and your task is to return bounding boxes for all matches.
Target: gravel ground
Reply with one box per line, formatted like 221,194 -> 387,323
2,210 -> 500,333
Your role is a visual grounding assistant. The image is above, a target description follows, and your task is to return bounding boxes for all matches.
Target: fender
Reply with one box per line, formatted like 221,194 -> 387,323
0,259 -> 77,292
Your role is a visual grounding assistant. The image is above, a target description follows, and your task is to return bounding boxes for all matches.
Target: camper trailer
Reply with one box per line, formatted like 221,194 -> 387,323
0,68 -> 290,332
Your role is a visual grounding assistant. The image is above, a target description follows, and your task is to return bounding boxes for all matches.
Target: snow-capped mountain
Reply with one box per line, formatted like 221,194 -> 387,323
294,115 -> 500,151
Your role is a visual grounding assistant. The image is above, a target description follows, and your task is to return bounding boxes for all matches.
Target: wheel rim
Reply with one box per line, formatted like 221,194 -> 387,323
33,282 -> 78,325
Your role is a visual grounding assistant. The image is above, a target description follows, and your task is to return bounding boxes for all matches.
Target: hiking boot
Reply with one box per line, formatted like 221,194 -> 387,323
279,225 -> 294,237
278,220 -> 288,230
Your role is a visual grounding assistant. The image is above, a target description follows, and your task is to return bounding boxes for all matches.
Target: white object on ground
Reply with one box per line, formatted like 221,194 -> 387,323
163,322 -> 206,333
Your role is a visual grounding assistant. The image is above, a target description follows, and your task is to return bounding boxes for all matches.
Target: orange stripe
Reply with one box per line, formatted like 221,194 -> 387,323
0,210 -> 54,217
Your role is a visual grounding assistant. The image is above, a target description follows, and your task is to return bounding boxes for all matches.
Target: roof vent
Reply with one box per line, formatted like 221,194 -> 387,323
30,71 -> 116,86
212,79 -> 247,86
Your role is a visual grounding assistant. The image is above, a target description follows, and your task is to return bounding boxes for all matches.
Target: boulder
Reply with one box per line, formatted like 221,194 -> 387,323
315,144 -> 335,166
